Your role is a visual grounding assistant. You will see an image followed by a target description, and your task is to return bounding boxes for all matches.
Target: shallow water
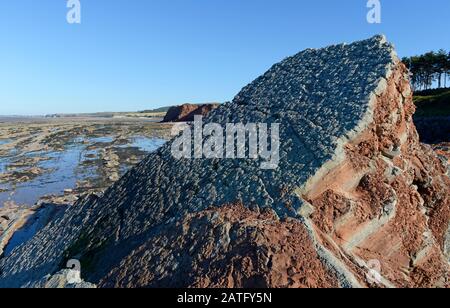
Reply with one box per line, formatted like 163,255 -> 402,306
0,158 -> 7,174
0,139 -> 11,146
88,136 -> 115,144
0,146 -> 89,206
0,137 -> 165,207
126,137 -> 166,152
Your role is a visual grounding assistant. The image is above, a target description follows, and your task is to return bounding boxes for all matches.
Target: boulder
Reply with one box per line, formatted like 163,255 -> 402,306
1,35 -> 449,288
162,103 -> 220,122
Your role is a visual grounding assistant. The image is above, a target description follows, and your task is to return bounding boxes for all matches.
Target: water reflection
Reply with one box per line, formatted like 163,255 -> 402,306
0,136 -> 165,207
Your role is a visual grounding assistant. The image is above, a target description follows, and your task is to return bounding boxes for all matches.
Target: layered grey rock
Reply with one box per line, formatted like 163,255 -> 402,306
0,35 -> 399,287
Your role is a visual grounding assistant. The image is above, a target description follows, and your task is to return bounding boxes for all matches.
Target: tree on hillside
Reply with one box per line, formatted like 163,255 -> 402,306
436,49 -> 448,88
403,49 -> 449,91
445,51 -> 450,88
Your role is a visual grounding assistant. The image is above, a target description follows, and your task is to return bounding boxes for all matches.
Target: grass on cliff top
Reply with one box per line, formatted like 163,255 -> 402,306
139,106 -> 172,113
414,88 -> 450,117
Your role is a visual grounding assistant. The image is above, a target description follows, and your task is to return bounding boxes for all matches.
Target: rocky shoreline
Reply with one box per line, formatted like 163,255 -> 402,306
0,118 -> 172,207
0,118 -> 172,265
0,36 -> 449,288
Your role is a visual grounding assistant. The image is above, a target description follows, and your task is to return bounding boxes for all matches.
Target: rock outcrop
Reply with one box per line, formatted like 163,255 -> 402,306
0,203 -> 66,258
0,205 -> 34,257
162,103 -> 220,122
0,35 -> 449,288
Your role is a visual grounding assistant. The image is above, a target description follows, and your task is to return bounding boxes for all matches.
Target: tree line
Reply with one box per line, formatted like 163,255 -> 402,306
402,50 -> 450,91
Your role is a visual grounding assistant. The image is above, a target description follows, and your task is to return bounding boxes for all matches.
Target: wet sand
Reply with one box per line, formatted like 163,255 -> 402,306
0,117 -> 172,207
0,116 -> 173,256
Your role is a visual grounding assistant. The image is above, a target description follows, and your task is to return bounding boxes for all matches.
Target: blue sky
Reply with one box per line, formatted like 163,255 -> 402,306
0,0 -> 449,115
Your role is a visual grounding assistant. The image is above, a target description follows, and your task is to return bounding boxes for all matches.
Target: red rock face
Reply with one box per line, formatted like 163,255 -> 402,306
302,63 -> 450,288
162,103 -> 220,122
99,204 -> 339,288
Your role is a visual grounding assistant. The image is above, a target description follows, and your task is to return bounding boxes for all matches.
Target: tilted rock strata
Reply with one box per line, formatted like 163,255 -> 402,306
306,63 -> 450,287
0,35 -> 449,288
99,204 -> 340,288
0,203 -> 67,258
0,205 -> 34,257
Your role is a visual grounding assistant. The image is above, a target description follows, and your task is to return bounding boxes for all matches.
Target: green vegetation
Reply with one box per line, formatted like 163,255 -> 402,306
402,49 -> 450,117
414,88 -> 450,117
402,50 -> 450,91
139,106 -> 173,113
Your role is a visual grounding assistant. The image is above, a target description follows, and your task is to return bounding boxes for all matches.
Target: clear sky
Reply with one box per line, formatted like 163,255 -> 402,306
0,0 -> 449,115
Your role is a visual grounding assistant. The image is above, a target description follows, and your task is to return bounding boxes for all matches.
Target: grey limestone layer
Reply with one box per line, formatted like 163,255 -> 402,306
0,35 -> 398,287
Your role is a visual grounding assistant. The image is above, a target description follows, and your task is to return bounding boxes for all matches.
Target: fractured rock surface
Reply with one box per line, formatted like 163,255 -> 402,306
0,205 -> 34,257
100,204 -> 340,288
0,35 -> 449,288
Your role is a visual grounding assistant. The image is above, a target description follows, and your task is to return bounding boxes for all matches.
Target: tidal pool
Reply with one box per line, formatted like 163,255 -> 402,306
0,136 -> 166,208
125,137 -> 166,152
0,139 -> 11,146
88,136 -> 115,144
